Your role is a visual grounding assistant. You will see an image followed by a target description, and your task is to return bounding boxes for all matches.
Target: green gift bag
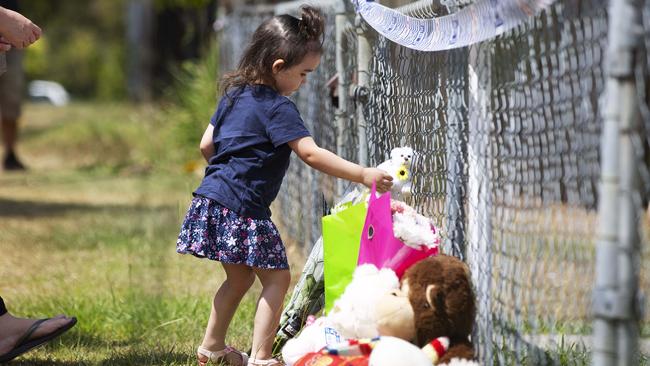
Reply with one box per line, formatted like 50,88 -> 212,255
322,200 -> 367,313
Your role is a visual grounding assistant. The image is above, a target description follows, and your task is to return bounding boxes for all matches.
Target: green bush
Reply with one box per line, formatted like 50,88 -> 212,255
96,44 -> 127,100
161,43 -> 220,166
21,0 -> 128,100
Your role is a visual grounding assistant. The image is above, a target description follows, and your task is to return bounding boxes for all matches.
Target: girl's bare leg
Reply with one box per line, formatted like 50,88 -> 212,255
249,268 -> 290,361
199,263 -> 255,364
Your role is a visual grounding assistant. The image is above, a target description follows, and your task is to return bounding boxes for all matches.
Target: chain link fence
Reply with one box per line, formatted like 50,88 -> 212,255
634,0 -> 650,362
467,2 -> 607,363
219,0 -> 649,364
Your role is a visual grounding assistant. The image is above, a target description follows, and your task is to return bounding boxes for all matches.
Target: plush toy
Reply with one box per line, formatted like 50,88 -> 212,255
369,336 -> 448,366
376,147 -> 414,200
374,255 -> 476,364
282,316 -> 344,365
327,264 -> 400,339
295,335 -> 479,366
290,256 -> 477,366
282,265 -> 399,366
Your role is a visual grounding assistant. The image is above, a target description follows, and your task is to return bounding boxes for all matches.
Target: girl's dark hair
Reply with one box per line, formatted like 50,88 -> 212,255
221,5 -> 325,95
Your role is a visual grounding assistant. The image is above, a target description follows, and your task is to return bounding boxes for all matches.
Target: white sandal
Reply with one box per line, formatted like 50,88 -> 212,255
247,358 -> 284,366
197,345 -> 249,366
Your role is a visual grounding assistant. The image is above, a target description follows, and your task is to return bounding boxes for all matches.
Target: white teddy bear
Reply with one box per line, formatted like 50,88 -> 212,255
370,336 -> 482,366
281,316 -> 343,366
327,264 -> 400,339
376,146 -> 414,200
281,264 -> 400,366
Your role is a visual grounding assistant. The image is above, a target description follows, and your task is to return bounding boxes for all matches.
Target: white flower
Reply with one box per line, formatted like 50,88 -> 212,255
392,202 -> 441,249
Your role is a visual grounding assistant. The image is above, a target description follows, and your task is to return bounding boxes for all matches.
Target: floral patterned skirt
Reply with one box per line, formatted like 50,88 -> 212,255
176,196 -> 289,269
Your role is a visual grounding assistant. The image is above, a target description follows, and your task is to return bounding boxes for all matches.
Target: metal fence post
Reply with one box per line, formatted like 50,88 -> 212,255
444,50 -> 469,259
335,7 -> 350,197
612,2 -> 644,361
356,15 -> 372,167
593,0 -> 644,364
616,82 -> 642,365
467,43 -> 494,364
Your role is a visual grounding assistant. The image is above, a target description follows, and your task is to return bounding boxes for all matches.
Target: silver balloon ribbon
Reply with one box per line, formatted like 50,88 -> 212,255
353,0 -> 555,51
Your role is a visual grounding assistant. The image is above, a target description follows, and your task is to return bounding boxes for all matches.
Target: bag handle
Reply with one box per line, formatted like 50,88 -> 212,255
369,181 -> 378,203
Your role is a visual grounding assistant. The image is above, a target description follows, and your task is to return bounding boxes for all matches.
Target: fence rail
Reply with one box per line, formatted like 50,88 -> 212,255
219,0 -> 650,364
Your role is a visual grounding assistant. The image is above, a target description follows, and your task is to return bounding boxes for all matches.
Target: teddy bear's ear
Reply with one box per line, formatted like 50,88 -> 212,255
425,284 -> 437,308
461,261 -> 471,277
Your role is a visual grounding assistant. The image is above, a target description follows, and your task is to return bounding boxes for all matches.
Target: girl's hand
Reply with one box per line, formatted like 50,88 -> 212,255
362,167 -> 393,193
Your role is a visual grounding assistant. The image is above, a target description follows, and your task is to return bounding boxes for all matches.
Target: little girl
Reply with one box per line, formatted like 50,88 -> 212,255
176,6 -> 392,366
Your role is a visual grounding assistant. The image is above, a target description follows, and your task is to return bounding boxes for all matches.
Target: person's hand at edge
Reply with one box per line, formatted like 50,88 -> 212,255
0,7 -> 41,49
0,37 -> 11,52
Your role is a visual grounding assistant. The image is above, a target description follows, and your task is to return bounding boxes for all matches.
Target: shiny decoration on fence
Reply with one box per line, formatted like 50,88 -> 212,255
353,0 -> 555,51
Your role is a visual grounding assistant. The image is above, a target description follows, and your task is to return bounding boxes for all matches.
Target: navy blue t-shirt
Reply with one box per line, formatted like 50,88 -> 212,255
194,85 -> 311,219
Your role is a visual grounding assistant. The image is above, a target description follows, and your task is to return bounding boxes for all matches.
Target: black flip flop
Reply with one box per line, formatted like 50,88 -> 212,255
0,316 -> 77,363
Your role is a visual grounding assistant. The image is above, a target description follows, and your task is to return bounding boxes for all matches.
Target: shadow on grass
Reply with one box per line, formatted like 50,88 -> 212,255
67,331 -> 132,350
0,198 -> 172,218
7,334 -> 195,365
7,353 -> 192,366
7,332 -> 123,365
21,123 -> 55,141
7,359 -> 89,366
6,352 -> 195,366
98,351 -> 192,366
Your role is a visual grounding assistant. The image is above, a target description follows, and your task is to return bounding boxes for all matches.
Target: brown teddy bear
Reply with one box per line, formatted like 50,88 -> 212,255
375,254 -> 476,364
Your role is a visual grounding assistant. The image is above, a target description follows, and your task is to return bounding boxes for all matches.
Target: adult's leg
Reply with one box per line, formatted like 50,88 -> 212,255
0,297 -> 7,316
0,49 -> 24,170
249,268 -> 290,361
199,263 -> 255,364
1,116 -> 19,160
0,297 -> 75,358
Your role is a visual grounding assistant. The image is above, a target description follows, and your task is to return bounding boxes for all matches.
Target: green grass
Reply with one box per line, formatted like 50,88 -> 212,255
5,102 -> 647,365
0,102 -> 266,365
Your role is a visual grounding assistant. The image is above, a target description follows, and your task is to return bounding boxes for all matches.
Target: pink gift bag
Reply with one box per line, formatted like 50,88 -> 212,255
357,183 -> 438,278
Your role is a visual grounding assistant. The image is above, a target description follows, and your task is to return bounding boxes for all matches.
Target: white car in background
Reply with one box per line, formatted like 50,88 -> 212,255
28,80 -> 70,106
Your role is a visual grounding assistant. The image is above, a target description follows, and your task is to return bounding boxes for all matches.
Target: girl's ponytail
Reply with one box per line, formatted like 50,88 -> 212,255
222,5 -> 325,96
298,5 -> 324,43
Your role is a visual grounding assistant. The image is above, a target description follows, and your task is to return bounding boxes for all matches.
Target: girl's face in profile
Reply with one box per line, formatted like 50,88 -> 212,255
273,52 -> 321,96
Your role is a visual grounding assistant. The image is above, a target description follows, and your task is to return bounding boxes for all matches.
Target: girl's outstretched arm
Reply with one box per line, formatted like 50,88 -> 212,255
199,124 -> 216,162
289,136 -> 393,193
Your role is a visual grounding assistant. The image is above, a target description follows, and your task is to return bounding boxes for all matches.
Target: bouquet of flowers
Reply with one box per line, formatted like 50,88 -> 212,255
390,200 -> 441,251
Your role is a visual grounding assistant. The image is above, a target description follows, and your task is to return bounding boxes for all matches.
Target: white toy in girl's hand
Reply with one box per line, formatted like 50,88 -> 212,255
376,147 -> 414,200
